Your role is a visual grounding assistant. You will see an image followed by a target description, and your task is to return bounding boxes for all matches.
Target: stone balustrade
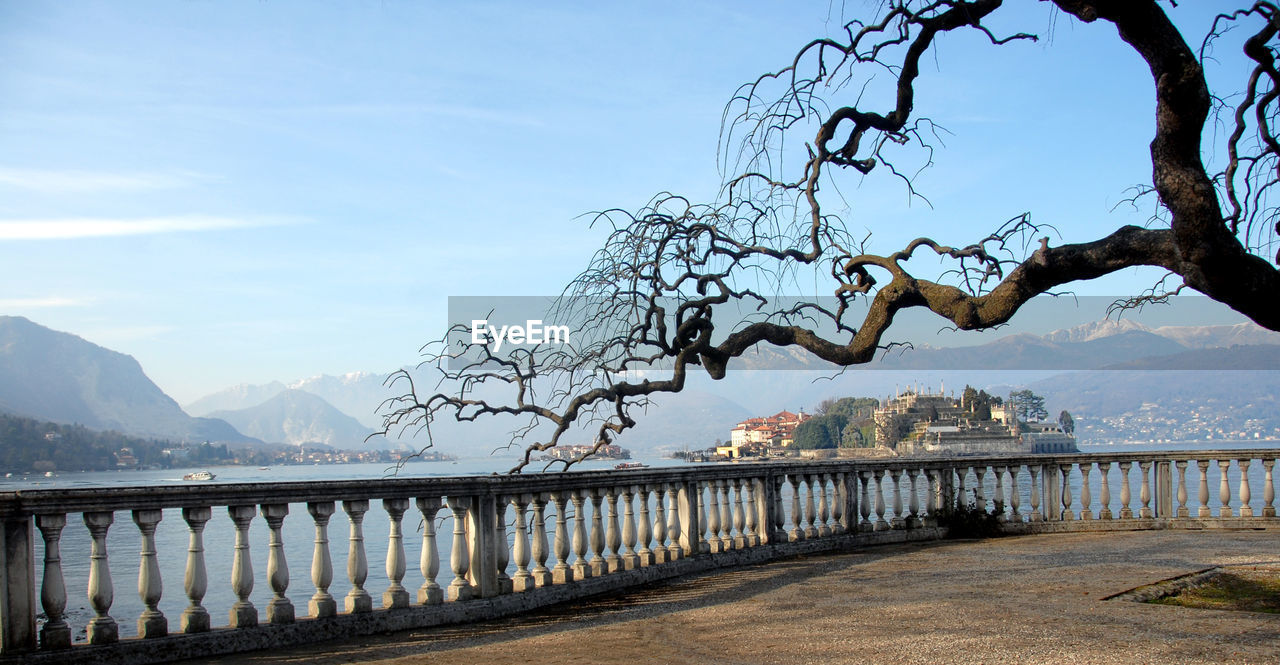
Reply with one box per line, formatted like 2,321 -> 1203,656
0,449 -> 1276,665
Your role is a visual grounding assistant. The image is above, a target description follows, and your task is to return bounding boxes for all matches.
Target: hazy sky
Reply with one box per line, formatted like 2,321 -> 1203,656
0,1 -> 1252,403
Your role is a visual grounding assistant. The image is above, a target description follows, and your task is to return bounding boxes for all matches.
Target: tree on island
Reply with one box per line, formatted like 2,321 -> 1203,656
792,414 -> 847,450
1059,411 -> 1076,435
379,1 -> 1280,471
815,397 -> 879,421
961,385 -> 1000,421
1010,390 -> 1049,423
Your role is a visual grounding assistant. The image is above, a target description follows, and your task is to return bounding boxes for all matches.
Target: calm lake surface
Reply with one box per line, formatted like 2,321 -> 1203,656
8,441 -> 1276,642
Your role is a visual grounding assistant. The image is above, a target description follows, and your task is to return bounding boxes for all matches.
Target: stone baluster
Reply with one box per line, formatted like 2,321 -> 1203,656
1238,459 -> 1253,518
571,490 -> 591,580
636,486 -> 653,566
343,500 -> 373,612
1098,463 -> 1113,520
859,470 -> 873,531
1175,460 -> 1190,518
227,505 -> 258,628
35,514 -> 69,649
1078,464 -> 1093,520
1007,466 -> 1022,523
382,498 -> 410,608
1060,465 -> 1074,521
652,486 -> 669,564
180,507 -> 212,632
85,511 -> 117,644
529,495 -> 552,587
955,467 -> 968,509
732,480 -> 742,547
873,469 -> 889,531
1196,459 -> 1212,518
717,480 -> 733,549
621,486 -> 639,570
550,492 -> 573,583
578,491 -> 596,578
511,495 -> 534,591
256,504 -> 293,624
446,497 -> 475,599
414,498 -> 443,604
605,488 -> 623,573
907,469 -> 922,528
787,476 -> 802,541
1218,460 -> 1233,518
707,481 -> 724,550
1264,459 -> 1276,518
1139,461 -> 1154,519
131,509 -> 168,638
1118,462 -> 1133,519
583,490 -> 601,577
665,485 -> 682,559
992,466 -> 1007,523
889,469 -> 905,529
803,476 -> 818,539
832,474 -> 848,534
1029,465 -> 1042,522
846,473 -> 860,531
698,483 -> 710,554
771,476 -> 787,543
815,475 -> 831,537
733,479 -> 748,546
494,497 -> 512,594
745,480 -> 760,545
305,502 -> 337,616
925,469 -> 940,527
972,466 -> 987,514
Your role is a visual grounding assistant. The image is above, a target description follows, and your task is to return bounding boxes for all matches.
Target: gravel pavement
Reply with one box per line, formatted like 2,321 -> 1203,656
171,530 -> 1280,665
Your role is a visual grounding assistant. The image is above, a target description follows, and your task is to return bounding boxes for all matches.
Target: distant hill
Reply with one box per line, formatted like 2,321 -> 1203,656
869,329 -> 1194,370
617,389 -> 753,453
0,316 -> 254,443
208,389 -> 391,450
185,381 -> 287,417
188,371 -> 395,428
1101,344 -> 1280,371
180,317 -> 1280,455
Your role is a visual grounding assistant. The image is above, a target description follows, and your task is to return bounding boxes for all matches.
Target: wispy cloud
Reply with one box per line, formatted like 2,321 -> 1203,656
0,296 -> 83,308
84,325 -> 180,343
0,167 -> 208,193
162,101 -> 548,129
0,215 -> 301,240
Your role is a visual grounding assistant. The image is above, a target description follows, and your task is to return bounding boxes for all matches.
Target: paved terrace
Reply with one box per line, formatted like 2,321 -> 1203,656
5,451 -> 1277,665
171,529 -> 1280,665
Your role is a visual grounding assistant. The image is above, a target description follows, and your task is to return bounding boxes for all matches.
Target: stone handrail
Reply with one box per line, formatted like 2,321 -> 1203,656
0,448 -> 1276,664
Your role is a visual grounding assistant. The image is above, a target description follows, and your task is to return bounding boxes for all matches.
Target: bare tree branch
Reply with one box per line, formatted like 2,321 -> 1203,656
379,0 -> 1280,472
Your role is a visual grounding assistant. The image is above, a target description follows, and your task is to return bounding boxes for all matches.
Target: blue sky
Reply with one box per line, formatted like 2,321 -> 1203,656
0,2 -> 1253,403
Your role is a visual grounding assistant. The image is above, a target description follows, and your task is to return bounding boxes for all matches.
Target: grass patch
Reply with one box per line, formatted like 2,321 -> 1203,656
1149,570 -> 1280,614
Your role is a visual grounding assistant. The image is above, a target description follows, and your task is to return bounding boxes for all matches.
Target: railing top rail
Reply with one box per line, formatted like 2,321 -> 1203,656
2,448 -> 1276,517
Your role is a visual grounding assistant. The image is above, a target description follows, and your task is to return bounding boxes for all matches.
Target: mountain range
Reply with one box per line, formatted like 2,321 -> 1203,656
3,314 -> 1277,456
207,389 -> 388,450
0,315 -> 253,443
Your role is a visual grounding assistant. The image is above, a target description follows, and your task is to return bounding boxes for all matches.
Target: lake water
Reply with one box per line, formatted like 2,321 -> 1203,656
8,442 -> 1276,642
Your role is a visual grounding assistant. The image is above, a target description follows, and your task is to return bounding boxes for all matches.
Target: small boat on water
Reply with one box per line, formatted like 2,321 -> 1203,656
614,462 -> 647,470
183,471 -> 216,481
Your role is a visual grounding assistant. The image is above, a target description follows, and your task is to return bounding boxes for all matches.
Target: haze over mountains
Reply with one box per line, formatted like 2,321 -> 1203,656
207,389 -> 385,450
2,314 -> 1278,456
0,316 -> 253,443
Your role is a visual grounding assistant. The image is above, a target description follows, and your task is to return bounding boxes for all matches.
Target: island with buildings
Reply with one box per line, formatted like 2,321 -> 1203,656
875,385 -> 1077,456
714,383 -> 1077,460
